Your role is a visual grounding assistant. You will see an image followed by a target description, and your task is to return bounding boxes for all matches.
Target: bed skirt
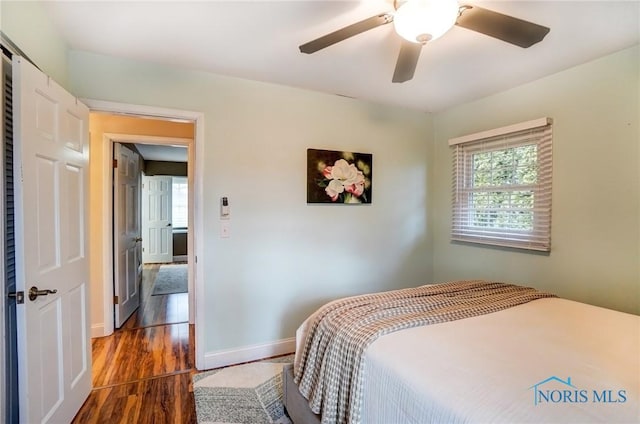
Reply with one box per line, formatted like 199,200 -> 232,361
283,363 -> 320,424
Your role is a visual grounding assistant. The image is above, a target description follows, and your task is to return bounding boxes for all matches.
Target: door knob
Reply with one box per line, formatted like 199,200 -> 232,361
28,286 -> 57,301
135,237 -> 142,242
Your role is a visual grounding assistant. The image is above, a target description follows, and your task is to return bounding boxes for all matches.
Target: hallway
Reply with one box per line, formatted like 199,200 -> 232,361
72,264 -> 197,423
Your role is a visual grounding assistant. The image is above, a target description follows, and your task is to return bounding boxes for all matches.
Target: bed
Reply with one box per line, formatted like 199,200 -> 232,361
283,280 -> 639,424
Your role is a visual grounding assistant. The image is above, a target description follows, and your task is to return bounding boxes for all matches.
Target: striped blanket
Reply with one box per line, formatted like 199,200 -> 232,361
293,280 -> 556,424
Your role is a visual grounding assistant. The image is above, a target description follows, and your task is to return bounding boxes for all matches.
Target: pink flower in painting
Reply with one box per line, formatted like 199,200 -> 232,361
329,159 -> 359,182
325,179 -> 345,201
345,179 -> 365,197
322,159 -> 366,202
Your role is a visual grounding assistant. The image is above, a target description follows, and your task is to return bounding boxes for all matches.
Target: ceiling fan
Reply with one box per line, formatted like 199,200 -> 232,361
299,0 -> 550,83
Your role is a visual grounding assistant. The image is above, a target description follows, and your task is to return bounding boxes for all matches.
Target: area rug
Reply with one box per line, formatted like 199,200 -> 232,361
193,355 -> 293,424
151,263 -> 187,295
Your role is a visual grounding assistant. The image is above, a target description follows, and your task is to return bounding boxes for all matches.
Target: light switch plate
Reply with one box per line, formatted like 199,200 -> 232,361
220,222 -> 230,238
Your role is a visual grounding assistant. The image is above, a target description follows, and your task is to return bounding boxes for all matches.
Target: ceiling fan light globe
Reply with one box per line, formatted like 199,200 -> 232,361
394,0 -> 459,44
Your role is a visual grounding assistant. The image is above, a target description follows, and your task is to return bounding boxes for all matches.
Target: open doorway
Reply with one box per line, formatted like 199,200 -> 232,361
82,106 -> 202,384
114,141 -> 191,329
84,100 -> 206,373
72,108 -> 202,420
89,111 -> 195,332
88,114 -> 196,327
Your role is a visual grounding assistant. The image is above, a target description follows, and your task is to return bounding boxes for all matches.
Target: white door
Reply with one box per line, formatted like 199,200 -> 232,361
113,143 -> 142,328
13,57 -> 91,423
141,175 -> 173,263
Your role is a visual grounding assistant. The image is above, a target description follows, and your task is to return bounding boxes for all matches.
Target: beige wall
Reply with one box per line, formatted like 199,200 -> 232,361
88,113 -> 194,333
431,45 -> 639,315
90,112 -> 194,139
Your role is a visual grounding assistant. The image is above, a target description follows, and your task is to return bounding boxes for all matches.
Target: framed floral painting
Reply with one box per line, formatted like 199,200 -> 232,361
307,148 -> 372,204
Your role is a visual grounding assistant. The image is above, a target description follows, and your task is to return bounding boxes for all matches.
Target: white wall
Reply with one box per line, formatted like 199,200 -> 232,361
68,51 -> 434,355
431,45 -> 639,315
1,1 -> 69,89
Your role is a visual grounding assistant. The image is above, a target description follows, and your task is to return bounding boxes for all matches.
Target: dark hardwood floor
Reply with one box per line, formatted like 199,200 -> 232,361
73,264 -> 197,424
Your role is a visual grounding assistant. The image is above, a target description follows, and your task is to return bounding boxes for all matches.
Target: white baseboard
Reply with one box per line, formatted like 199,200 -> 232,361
91,323 -> 105,338
201,337 -> 296,371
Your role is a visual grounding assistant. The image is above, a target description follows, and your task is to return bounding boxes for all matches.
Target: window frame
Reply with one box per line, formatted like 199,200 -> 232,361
171,176 -> 189,229
449,118 -> 553,252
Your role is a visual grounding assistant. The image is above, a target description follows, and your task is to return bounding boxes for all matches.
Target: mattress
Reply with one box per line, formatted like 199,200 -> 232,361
293,296 -> 639,423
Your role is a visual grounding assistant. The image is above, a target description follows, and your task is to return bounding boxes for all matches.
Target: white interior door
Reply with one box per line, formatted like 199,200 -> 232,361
113,143 -> 141,328
12,57 -> 91,423
141,175 -> 173,263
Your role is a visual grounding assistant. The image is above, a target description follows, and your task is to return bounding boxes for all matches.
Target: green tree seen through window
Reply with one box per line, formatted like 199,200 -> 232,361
470,144 -> 537,230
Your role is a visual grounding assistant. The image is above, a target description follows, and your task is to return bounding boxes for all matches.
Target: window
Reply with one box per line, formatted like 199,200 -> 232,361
449,118 -> 552,251
172,176 -> 188,229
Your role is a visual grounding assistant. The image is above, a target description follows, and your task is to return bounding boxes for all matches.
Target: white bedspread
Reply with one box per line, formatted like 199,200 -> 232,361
295,297 -> 640,423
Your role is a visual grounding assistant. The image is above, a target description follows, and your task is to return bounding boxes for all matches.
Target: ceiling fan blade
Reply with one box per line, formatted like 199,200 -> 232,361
456,5 -> 550,48
392,40 -> 422,83
299,13 -> 393,54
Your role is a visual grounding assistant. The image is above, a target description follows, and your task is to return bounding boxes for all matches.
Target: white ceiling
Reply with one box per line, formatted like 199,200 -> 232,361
43,1 -> 639,112
135,143 -> 188,162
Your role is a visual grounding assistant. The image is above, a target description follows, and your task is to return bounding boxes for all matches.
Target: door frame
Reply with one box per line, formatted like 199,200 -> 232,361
85,99 -> 206,370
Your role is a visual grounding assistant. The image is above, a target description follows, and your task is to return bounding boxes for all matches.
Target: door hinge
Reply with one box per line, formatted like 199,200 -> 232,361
8,291 -> 24,304
113,295 -> 119,305
113,159 -> 118,168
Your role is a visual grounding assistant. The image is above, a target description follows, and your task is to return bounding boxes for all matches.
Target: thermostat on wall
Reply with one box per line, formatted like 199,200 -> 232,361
220,197 -> 230,219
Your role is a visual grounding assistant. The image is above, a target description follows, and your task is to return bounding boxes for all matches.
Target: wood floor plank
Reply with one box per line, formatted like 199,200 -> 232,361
122,264 -> 189,329
72,373 -> 196,424
74,264 -> 196,423
92,323 -> 193,387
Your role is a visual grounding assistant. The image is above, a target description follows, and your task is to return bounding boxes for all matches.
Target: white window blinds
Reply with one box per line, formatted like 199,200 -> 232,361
449,118 -> 553,251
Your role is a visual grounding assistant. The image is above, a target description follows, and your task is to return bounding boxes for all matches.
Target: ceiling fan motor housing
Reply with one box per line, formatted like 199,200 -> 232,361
393,0 -> 460,44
